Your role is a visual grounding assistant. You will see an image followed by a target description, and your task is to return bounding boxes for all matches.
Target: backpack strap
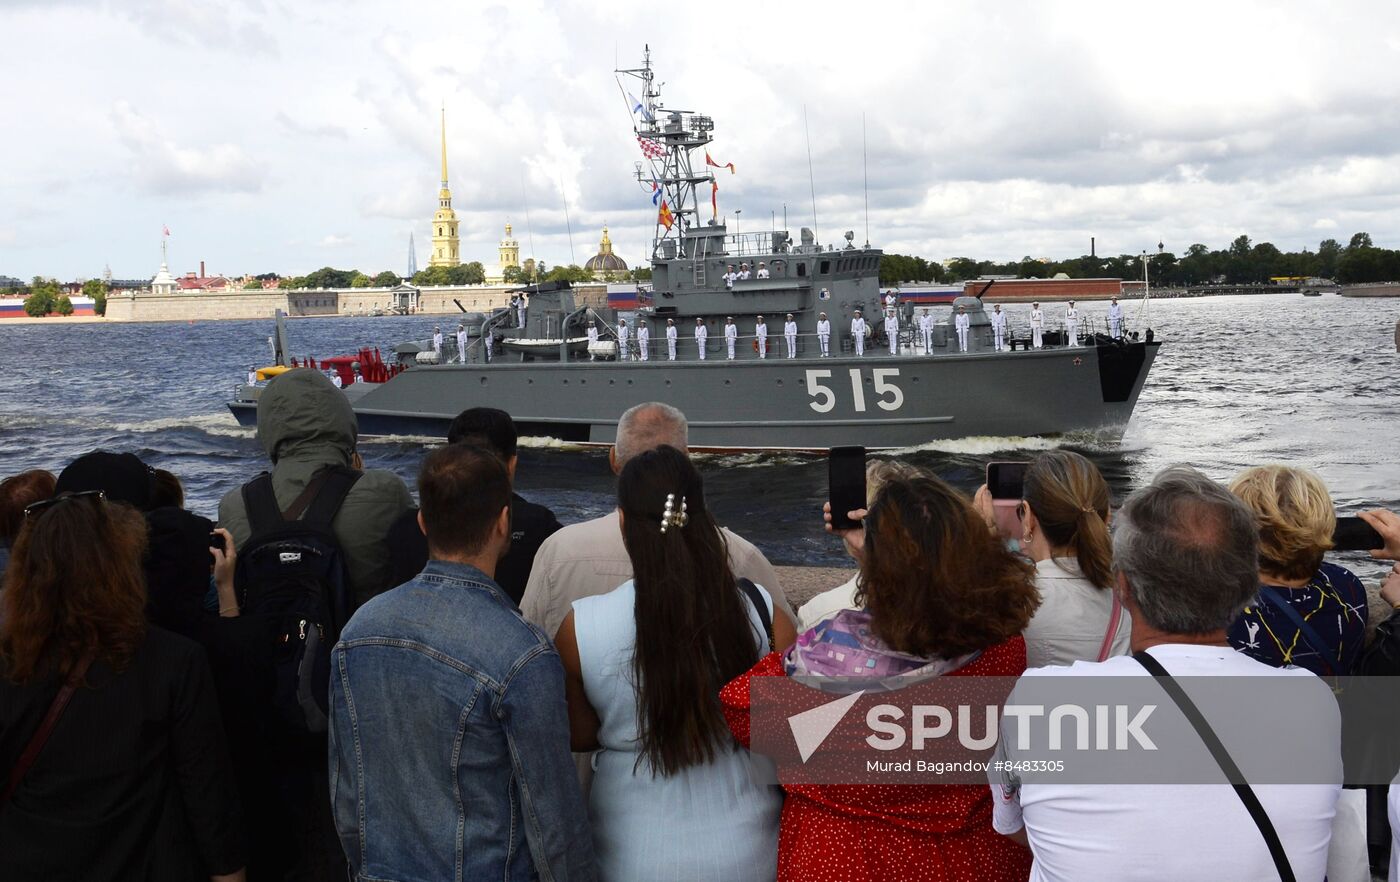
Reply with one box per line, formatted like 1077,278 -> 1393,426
1133,651 -> 1296,882
299,466 -> 361,529
1255,586 -> 1339,677
241,472 -> 284,537
737,578 -> 775,653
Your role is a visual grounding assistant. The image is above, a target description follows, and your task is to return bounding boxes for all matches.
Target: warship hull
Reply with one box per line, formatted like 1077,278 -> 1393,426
230,339 -> 1158,450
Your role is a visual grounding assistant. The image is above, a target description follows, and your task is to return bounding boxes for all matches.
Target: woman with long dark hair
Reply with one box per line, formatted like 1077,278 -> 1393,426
0,491 -> 245,881
556,445 -> 795,881
722,470 -> 1039,882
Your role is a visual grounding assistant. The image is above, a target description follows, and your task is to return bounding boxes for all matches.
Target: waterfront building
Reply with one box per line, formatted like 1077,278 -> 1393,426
428,107 -> 461,268
485,223 -> 522,284
583,226 -> 629,281
151,240 -> 177,296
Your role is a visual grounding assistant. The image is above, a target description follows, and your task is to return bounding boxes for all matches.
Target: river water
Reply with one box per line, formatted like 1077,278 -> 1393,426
2,293 -> 1397,578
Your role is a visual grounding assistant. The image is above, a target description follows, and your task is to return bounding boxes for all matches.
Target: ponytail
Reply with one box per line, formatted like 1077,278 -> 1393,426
1024,451 -> 1115,590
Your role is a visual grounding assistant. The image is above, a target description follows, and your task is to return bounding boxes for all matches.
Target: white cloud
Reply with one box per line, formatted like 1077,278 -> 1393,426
2,0 -> 1399,280
319,234 -> 351,247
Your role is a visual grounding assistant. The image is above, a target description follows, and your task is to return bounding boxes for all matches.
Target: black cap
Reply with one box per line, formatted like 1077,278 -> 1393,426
56,451 -> 153,511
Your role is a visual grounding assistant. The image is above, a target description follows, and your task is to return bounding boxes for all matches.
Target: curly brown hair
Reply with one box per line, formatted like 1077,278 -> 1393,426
855,471 -> 1038,658
1,494 -> 149,684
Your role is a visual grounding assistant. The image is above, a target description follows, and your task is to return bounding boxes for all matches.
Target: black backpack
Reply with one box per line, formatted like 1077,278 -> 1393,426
234,466 -> 360,734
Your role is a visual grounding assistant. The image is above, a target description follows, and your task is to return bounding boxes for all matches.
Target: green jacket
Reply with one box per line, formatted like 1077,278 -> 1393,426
218,369 -> 414,610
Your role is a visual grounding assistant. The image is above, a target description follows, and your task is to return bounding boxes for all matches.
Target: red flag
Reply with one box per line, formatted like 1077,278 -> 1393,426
705,151 -> 735,174
711,181 -> 718,221
638,135 -> 666,161
658,200 -> 674,230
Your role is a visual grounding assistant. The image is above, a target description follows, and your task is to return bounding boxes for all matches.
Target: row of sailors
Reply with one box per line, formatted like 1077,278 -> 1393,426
426,298 -> 1130,363
722,262 -> 770,288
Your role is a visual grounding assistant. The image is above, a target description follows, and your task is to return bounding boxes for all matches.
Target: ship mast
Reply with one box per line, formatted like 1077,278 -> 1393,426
617,48 -> 718,261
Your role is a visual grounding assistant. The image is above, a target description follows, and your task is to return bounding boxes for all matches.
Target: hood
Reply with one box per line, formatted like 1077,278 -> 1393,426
255,368 -> 357,467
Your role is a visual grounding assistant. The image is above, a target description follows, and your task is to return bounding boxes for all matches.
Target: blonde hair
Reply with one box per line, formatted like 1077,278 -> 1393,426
866,459 -> 918,506
1228,465 -> 1335,581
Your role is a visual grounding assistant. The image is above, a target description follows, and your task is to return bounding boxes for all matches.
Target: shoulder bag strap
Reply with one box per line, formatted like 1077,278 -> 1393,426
1133,651 -> 1295,882
1,650 -> 97,807
736,578 -> 775,653
1255,586 -> 1339,677
1096,593 -> 1124,662
297,466 -> 361,528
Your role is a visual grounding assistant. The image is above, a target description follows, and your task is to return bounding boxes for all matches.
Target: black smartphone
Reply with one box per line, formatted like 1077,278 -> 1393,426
209,532 -> 226,552
828,446 -> 867,531
987,462 -> 1030,501
1332,517 -> 1384,552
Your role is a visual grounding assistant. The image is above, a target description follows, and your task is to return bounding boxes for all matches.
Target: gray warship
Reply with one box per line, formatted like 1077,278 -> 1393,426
229,50 -> 1160,451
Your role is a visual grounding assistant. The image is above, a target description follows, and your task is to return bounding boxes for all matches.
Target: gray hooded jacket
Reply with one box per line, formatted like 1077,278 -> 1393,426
218,369 -> 414,610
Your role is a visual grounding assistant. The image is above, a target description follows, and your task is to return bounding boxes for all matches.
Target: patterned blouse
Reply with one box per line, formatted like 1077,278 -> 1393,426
1227,561 -> 1369,675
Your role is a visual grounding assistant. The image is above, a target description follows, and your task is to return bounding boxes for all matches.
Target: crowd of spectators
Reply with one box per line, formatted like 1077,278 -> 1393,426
2,365 -> 1400,881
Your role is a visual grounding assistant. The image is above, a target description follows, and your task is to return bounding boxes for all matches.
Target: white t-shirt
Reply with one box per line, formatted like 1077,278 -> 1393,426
991,645 -> 1340,882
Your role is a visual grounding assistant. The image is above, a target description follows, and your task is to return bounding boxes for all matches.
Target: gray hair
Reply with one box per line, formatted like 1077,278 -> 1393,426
1113,465 -> 1259,634
614,402 -> 688,466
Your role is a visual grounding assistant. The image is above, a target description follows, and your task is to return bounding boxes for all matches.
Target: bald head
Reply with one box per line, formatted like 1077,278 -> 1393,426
612,402 -> 688,471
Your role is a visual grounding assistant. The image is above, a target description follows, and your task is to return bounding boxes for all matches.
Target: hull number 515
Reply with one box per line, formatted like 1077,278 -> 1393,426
805,368 -> 905,414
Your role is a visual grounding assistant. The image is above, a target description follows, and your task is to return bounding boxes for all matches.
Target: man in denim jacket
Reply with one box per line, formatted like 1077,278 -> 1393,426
329,443 -> 596,881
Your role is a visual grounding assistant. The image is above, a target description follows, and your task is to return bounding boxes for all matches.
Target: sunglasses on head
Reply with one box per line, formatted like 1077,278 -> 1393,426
24,490 -> 106,518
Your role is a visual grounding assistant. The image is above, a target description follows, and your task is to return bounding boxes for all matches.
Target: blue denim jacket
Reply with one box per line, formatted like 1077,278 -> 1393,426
329,560 -> 596,882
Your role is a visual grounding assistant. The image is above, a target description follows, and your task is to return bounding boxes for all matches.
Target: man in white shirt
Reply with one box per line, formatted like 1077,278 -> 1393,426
516,294 -> 526,328
1064,300 -> 1079,347
1108,297 -> 1123,339
783,313 -> 798,358
329,370 -> 343,389
617,319 -> 631,361
456,323 -> 469,363
990,303 -> 1008,351
432,326 -> 443,362
724,316 -> 737,360
723,264 -> 737,290
247,366 -> 259,386
665,318 -> 678,361
756,262 -> 770,279
918,308 -> 933,354
816,312 -> 831,357
636,320 -> 650,361
694,317 -> 708,360
954,305 -> 970,352
483,327 -> 494,362
1030,301 -> 1044,349
755,315 -> 768,359
851,309 -> 867,357
884,290 -> 897,313
586,319 -> 599,361
883,307 -> 899,356
738,262 -> 751,281
990,467 -> 1341,882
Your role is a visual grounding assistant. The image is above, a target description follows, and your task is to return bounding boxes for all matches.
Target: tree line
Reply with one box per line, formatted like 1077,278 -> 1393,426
879,232 -> 1399,287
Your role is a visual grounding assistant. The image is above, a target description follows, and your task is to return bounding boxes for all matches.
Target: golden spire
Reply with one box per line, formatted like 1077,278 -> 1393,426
439,104 -> 449,188
600,226 -> 612,254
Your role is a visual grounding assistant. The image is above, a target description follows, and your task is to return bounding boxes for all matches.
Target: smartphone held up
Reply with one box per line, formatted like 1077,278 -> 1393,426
828,446 -> 866,531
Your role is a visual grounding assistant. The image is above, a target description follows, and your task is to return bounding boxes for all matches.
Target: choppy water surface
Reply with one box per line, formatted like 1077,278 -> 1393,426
2,294 -> 1397,577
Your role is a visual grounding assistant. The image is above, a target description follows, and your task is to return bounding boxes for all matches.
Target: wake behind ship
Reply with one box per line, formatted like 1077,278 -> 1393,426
229,49 -> 1160,451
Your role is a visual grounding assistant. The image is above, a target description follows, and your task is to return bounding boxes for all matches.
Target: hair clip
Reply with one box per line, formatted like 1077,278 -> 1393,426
659,493 -> 689,534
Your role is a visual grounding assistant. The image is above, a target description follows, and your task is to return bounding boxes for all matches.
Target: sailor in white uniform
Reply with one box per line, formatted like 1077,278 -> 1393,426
456,323 -> 468,363
783,313 -> 798,358
724,316 -> 737,359
851,309 -> 867,357
665,318 -> 678,361
755,315 -> 768,358
432,326 -> 443,362
918,308 -> 934,354
738,263 -> 751,281
617,319 -> 631,361
723,265 -> 737,290
329,370 -> 343,389
247,366 -> 258,385
587,319 -> 599,361
817,312 -> 831,357
484,327 -> 494,362
884,307 -> 899,356
637,321 -> 650,361
1030,301 -> 1044,349
1107,297 -> 1123,339
694,317 -> 708,360
954,305 -> 970,352
756,262 -> 770,279
1064,300 -> 1079,347
884,290 -> 898,313
990,304 -> 1007,351
516,294 -> 526,329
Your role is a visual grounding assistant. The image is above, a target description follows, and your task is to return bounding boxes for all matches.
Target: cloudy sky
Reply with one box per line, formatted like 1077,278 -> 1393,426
3,0 -> 1399,282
